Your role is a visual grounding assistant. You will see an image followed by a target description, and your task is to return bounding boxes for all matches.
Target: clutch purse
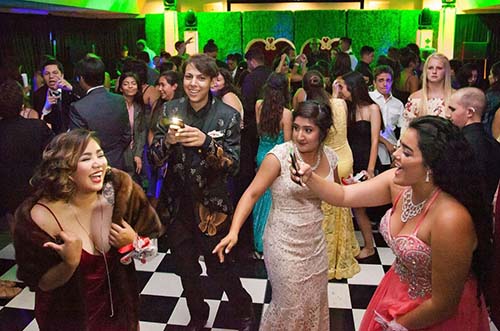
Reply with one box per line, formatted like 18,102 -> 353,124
198,204 -> 227,236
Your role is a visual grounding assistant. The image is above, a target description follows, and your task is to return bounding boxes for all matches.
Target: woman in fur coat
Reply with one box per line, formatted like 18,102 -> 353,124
13,129 -> 162,331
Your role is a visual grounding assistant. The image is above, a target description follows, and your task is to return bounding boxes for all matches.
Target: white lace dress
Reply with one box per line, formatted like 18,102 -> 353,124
260,141 -> 336,331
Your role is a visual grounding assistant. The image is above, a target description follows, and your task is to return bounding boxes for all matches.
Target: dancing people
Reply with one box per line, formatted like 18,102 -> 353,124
214,100 -> 335,330
293,116 -> 491,331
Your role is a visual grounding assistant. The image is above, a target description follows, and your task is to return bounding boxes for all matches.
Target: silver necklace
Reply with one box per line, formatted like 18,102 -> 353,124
401,189 -> 427,223
294,145 -> 322,171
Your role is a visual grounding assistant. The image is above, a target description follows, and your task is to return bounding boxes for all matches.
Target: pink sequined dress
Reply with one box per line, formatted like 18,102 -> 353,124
360,189 -> 490,331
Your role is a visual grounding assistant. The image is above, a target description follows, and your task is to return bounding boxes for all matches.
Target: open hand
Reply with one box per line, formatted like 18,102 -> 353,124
212,231 -> 238,263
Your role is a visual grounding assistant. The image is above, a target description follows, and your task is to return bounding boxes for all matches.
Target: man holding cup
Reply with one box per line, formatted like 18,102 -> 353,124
150,54 -> 253,331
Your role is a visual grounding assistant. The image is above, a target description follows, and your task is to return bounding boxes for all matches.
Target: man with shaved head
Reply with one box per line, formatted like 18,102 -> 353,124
447,87 -> 500,203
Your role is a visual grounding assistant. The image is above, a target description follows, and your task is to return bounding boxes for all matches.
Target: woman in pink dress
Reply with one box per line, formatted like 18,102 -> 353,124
293,116 -> 491,330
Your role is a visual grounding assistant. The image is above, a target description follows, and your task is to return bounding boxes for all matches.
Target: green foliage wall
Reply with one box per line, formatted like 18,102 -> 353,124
148,10 -> 440,60
242,11 -> 294,50
198,12 -> 242,60
294,10 -> 346,51
145,14 -> 164,54
348,10 -> 401,63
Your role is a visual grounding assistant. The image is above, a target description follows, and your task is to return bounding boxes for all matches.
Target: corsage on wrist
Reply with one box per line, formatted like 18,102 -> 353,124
119,236 -> 158,265
374,311 -> 409,331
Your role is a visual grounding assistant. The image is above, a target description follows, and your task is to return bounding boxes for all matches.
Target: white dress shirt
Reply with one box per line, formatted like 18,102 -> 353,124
369,90 -> 404,165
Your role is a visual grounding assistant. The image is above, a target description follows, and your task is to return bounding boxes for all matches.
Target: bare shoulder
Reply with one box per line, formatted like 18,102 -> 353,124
409,89 -> 423,99
30,201 -> 63,237
431,194 -> 475,236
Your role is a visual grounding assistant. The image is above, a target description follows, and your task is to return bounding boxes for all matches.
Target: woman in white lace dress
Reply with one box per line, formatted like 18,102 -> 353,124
214,100 -> 336,331
402,53 -> 453,133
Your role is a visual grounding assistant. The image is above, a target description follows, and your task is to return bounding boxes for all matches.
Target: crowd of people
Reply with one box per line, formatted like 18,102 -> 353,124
1,34 -> 500,331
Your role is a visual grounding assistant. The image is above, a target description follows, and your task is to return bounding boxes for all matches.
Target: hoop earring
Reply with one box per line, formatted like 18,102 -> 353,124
425,170 -> 430,183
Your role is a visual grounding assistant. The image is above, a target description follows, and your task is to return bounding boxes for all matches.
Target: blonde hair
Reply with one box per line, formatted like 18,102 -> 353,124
418,53 -> 452,116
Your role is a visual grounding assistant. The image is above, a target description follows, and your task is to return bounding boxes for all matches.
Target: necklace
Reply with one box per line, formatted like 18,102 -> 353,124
68,201 -> 103,253
401,189 -> 427,223
294,145 -> 322,171
68,198 -> 115,317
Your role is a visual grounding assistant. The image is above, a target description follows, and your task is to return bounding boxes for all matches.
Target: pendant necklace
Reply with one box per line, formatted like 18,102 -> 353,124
294,145 -> 322,171
401,189 -> 427,223
68,199 -> 115,317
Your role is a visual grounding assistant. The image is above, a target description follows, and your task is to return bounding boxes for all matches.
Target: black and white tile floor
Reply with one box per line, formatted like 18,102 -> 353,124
0,231 -> 497,331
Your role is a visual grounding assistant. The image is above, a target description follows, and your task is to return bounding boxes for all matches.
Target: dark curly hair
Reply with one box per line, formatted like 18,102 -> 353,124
258,72 -> 289,138
213,67 -> 241,99
293,100 -> 333,144
30,129 -> 107,202
0,79 -> 24,119
409,116 -> 492,303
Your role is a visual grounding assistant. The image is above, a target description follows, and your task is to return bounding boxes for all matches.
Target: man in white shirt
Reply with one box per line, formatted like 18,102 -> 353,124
369,65 -> 404,171
340,37 -> 358,71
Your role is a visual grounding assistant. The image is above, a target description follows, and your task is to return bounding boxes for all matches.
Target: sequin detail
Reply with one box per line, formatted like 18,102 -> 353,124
380,208 -> 432,299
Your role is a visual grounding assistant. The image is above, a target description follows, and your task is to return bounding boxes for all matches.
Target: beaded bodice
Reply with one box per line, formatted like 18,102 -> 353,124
379,189 -> 441,300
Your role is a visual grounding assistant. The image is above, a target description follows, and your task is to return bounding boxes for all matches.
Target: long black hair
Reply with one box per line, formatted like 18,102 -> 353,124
258,72 -> 289,137
342,71 -> 383,131
409,116 -> 492,303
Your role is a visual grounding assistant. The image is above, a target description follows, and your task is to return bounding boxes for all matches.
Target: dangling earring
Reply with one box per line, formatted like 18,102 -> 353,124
425,170 -> 430,183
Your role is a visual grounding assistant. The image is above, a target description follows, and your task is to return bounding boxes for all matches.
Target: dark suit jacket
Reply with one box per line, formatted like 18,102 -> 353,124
0,116 -> 54,214
463,122 -> 500,204
33,85 -> 77,134
69,87 -> 131,170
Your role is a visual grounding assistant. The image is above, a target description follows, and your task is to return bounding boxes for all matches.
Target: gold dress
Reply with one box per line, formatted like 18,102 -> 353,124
320,98 -> 360,280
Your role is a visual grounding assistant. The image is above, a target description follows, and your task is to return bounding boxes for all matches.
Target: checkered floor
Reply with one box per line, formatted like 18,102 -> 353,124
0,230 -> 498,331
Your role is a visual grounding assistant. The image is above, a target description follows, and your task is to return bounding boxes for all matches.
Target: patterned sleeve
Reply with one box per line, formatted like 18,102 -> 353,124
201,110 -> 241,176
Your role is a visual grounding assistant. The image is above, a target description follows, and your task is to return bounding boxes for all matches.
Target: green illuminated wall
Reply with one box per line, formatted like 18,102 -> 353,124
242,11 -> 294,49
147,9 -> 440,59
178,11 -> 242,61
145,14 -> 164,55
294,10 -> 346,51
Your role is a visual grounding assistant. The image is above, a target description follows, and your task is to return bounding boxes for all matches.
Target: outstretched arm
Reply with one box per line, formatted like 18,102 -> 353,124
212,153 -> 281,262
295,165 -> 395,208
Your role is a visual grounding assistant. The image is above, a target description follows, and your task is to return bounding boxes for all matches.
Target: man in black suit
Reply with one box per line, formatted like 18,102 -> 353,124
446,87 -> 500,204
33,58 -> 77,134
69,55 -> 131,170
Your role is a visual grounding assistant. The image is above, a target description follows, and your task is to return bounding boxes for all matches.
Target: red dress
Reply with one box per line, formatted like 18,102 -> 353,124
33,203 -> 132,331
360,189 -> 489,331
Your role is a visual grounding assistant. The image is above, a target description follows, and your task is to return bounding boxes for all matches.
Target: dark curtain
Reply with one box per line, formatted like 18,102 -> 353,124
0,13 -> 51,82
455,14 -> 500,67
50,17 -> 145,78
0,13 -> 145,83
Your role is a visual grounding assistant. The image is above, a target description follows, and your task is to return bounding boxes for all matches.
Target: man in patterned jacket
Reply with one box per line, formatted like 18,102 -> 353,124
150,54 -> 253,331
